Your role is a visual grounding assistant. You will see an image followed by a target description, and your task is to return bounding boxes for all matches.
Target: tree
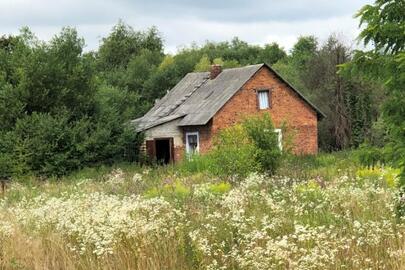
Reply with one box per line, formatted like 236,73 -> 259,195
97,21 -> 163,71
315,36 -> 352,150
259,42 -> 287,65
274,34 -> 381,151
97,21 -> 164,100
124,49 -> 163,94
0,27 -> 143,177
347,0 -> 405,213
290,36 -> 318,71
194,55 -> 211,71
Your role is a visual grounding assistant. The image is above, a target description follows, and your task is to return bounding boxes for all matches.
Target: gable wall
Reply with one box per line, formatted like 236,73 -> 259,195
209,67 -> 318,154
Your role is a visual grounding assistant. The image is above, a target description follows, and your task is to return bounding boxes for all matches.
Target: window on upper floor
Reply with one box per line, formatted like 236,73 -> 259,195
258,90 -> 270,109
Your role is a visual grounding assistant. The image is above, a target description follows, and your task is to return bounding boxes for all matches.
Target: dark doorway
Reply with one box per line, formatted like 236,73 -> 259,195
155,139 -> 172,164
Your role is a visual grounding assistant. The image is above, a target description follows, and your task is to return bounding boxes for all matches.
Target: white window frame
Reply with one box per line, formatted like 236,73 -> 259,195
185,131 -> 199,155
274,129 -> 283,151
258,90 -> 270,110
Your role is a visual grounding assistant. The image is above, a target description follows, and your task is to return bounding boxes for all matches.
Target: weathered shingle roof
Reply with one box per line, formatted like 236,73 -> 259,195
133,63 -> 324,131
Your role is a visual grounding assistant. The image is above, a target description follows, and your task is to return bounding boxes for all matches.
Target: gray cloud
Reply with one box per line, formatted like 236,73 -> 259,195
125,0 -> 357,22
0,0 -> 371,52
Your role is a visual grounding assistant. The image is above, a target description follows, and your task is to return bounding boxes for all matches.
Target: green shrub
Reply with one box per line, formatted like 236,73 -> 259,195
357,144 -> 386,168
242,113 -> 282,175
2,112 -> 142,177
210,124 -> 259,177
177,113 -> 282,178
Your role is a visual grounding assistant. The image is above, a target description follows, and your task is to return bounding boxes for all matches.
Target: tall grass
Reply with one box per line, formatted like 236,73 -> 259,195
0,152 -> 403,269
0,152 -> 405,270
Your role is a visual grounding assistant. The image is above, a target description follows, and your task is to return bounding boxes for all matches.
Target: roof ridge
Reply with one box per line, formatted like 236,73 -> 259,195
187,63 -> 264,76
221,63 -> 264,71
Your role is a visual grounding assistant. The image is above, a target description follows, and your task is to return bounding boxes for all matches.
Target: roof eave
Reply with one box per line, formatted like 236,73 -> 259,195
134,114 -> 187,132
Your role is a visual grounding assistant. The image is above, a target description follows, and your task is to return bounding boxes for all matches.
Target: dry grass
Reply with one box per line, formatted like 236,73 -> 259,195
1,230 -> 190,270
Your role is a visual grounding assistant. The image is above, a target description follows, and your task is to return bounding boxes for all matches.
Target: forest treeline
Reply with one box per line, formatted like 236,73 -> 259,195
0,0 -> 402,178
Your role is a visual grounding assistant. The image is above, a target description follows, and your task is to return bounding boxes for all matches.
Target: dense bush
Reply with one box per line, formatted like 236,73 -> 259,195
357,143 -> 386,169
0,27 -> 144,178
0,112 -> 142,177
207,113 -> 282,178
210,124 -> 259,178
242,113 -> 282,175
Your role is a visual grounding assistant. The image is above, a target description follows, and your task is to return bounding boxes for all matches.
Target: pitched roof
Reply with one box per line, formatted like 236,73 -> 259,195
133,63 -> 325,131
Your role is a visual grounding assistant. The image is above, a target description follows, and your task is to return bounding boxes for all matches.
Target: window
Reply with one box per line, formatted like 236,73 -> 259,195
274,129 -> 283,150
186,132 -> 199,155
258,90 -> 270,109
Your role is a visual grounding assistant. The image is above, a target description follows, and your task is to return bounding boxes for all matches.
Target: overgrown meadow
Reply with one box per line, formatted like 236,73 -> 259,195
1,152 -> 404,270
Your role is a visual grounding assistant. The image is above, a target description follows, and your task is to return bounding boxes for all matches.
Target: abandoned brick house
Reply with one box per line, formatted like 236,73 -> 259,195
132,63 -> 324,164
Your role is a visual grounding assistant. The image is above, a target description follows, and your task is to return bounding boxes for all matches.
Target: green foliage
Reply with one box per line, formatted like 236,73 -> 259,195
278,151 -> 360,181
348,0 -> 405,214
96,21 -> 164,107
356,0 -> 404,54
210,125 -> 259,178
0,27 -> 143,177
194,55 -> 241,72
242,113 -> 282,175
260,42 -> 287,64
207,113 -> 282,178
97,21 -> 163,72
0,153 -> 13,179
0,27 -> 97,123
357,144 -> 386,169
290,36 -> 318,71
194,55 -> 211,71
208,182 -> 231,195
1,111 -> 141,177
368,117 -> 390,147
356,167 -> 400,188
144,179 -> 191,201
177,154 -> 214,174
272,34 -> 385,151
0,17 -> 397,179
143,54 -> 180,101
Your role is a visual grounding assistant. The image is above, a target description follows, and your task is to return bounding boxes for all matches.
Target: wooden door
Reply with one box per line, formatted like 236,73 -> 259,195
145,140 -> 156,160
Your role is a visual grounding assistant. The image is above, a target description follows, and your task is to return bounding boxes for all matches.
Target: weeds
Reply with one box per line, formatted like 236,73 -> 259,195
0,153 -> 403,269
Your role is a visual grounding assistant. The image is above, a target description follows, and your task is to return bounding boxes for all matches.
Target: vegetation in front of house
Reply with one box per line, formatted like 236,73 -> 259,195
188,113 -> 282,178
1,0 -> 402,179
0,153 -> 404,269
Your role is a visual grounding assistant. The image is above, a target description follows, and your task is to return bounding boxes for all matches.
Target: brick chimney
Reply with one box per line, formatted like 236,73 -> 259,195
210,64 -> 222,79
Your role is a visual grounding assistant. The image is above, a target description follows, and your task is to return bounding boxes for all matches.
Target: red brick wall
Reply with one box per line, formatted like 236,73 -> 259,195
209,66 -> 318,154
173,145 -> 185,162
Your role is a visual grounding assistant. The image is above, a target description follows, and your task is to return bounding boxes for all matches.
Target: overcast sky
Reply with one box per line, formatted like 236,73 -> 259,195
0,0 -> 371,53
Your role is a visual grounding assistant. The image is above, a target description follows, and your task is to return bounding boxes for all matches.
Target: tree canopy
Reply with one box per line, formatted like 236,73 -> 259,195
0,7 -> 398,177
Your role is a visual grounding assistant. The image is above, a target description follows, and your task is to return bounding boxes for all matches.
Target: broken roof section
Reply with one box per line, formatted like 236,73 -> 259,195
132,63 -> 325,131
